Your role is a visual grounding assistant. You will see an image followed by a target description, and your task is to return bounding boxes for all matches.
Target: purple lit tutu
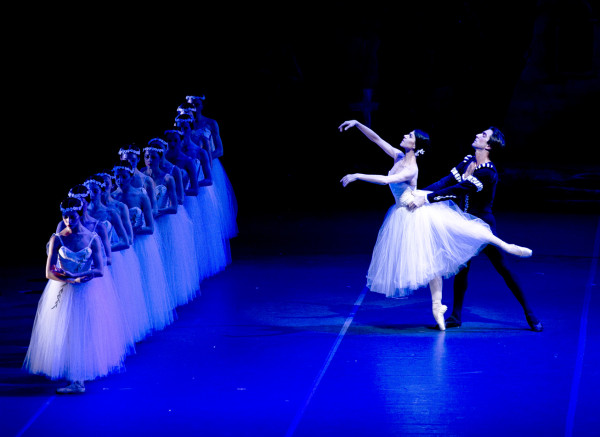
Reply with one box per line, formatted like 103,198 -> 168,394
24,234 -> 132,381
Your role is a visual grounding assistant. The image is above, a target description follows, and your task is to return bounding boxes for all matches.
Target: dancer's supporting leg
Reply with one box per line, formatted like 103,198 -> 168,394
430,276 -> 447,330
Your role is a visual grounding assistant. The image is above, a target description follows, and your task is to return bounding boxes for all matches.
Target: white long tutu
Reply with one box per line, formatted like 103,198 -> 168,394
99,266 -> 136,350
175,205 -> 201,301
155,207 -> 201,306
366,191 -> 493,298
184,194 -> 230,279
109,248 -> 152,342
133,233 -> 177,331
211,158 -> 238,239
23,275 -> 132,382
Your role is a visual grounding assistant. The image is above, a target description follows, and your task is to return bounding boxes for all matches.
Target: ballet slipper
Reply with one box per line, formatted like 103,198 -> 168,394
506,244 -> 533,258
432,302 -> 448,331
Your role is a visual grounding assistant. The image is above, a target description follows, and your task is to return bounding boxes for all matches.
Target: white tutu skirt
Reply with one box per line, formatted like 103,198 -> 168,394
133,233 -> 176,331
23,275 -> 132,382
109,249 -> 152,342
155,207 -> 201,306
99,266 -> 136,350
211,158 -> 238,239
184,194 -> 230,279
366,201 -> 493,298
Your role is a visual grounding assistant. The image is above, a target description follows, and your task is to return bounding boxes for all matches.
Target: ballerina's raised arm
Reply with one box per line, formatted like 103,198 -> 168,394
339,119 -> 405,161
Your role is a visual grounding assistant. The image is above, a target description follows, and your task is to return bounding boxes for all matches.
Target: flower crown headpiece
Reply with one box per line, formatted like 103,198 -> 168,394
186,95 -> 205,102
177,105 -> 196,113
113,164 -> 135,174
143,146 -> 164,154
118,145 -> 140,156
148,138 -> 168,147
175,113 -> 193,123
60,203 -> 83,214
84,178 -> 106,189
68,188 -> 90,199
96,172 -> 113,180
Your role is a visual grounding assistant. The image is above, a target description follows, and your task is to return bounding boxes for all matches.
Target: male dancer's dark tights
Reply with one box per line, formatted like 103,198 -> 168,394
451,245 -> 535,320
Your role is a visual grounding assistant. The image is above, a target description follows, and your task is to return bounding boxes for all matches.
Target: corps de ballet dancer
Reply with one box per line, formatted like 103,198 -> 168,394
174,114 -> 230,278
85,174 -> 152,343
186,94 -> 238,240
142,142 -> 200,305
24,197 -> 131,394
113,160 -> 177,332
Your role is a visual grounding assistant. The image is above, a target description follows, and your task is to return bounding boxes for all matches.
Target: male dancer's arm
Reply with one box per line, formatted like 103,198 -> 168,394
409,157 -> 493,209
424,166 -> 494,204
415,155 -> 472,196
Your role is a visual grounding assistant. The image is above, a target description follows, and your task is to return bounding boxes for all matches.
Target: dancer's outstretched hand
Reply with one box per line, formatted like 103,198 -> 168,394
340,174 -> 358,187
338,120 -> 358,132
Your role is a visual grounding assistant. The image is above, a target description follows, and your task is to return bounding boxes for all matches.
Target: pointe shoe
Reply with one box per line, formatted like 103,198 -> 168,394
56,381 -> 85,394
506,244 -> 533,258
432,303 -> 448,331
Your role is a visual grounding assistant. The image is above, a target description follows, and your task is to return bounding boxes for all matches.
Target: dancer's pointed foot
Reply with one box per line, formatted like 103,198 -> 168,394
432,303 -> 448,331
56,381 -> 85,394
526,314 -> 543,332
506,244 -> 533,258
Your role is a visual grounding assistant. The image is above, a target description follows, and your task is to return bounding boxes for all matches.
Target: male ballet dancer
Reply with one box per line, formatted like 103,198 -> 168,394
408,127 -> 543,332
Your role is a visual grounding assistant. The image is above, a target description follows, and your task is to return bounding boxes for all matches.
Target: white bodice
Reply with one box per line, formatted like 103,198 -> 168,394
55,233 -> 97,273
192,158 -> 205,181
389,182 -> 415,207
129,207 -> 145,228
155,184 -> 169,209
102,219 -> 119,245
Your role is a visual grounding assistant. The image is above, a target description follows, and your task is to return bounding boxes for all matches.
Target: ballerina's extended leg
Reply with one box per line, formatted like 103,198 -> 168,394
487,235 -> 533,258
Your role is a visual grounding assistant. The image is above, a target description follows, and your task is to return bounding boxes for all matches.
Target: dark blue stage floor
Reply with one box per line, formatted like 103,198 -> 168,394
1,210 -> 599,437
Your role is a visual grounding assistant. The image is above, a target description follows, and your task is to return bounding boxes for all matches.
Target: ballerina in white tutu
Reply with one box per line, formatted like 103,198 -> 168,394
142,141 -> 201,305
338,120 -> 532,330
85,174 -> 152,343
187,94 -> 238,239
174,115 -> 231,278
113,160 -> 177,332
24,198 -> 131,394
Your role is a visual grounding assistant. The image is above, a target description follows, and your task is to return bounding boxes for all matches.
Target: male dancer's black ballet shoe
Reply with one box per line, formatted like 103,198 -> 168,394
526,314 -> 543,332
445,315 -> 462,328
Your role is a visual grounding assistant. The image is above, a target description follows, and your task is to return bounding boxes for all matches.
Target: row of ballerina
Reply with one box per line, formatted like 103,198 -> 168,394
24,95 -> 237,390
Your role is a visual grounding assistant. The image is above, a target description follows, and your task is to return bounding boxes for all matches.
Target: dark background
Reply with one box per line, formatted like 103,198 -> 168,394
4,0 -> 599,267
